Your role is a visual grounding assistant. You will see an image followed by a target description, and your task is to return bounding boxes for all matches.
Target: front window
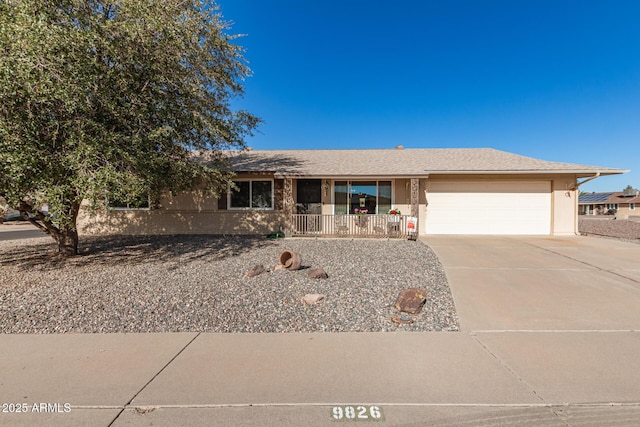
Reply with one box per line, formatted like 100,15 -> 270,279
630,203 -> 635,211
230,180 -> 273,209
334,181 -> 392,214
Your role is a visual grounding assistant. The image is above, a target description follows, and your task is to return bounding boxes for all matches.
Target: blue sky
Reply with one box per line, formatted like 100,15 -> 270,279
220,0 -> 639,192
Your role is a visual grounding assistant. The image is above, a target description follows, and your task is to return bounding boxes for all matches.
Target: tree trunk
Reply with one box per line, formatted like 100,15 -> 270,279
19,199 -> 81,257
52,227 -> 79,256
52,200 -> 81,256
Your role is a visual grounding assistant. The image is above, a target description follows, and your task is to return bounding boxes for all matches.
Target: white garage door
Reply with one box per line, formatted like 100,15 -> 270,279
425,181 -> 551,235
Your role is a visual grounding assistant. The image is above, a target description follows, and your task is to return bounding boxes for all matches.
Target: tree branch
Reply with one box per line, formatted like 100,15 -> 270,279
18,201 -> 52,235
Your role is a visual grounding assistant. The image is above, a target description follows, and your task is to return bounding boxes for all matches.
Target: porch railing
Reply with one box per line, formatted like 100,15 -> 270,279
291,214 -> 414,238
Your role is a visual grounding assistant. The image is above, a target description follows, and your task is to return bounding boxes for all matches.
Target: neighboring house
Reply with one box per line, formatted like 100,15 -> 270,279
579,188 -> 640,217
77,147 -> 627,237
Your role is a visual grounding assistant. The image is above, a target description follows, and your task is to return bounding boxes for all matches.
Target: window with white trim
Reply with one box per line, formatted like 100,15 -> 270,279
229,179 -> 273,209
606,203 -> 619,210
630,203 -> 635,211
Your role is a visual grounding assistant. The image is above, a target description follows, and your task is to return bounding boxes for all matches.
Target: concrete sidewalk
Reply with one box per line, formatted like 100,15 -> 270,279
2,235 -> 640,426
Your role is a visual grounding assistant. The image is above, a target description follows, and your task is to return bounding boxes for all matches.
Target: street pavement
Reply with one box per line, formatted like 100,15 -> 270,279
1,235 -> 640,426
0,223 -> 48,241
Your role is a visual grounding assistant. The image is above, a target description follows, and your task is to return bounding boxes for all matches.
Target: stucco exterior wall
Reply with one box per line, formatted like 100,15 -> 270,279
77,174 -> 580,237
552,176 -> 578,235
390,178 -> 412,223
78,209 -> 287,236
614,205 -> 637,218
321,180 -> 332,215
160,191 -> 219,211
78,177 -> 288,236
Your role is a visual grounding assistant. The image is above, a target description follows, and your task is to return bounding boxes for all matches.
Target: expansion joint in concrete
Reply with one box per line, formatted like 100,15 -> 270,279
107,332 -> 202,426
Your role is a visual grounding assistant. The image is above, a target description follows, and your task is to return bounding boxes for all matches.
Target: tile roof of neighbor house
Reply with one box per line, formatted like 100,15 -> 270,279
228,148 -> 627,178
579,192 -> 640,205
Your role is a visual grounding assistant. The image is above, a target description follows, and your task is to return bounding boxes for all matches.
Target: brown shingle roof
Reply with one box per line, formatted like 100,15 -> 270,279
228,148 -> 627,178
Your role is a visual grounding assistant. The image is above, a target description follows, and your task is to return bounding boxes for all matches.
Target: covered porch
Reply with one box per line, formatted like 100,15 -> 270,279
279,176 -> 422,238
291,213 -> 416,238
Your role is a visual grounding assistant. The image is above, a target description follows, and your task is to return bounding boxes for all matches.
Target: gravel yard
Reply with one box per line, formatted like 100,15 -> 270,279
0,234 -> 459,333
579,216 -> 640,244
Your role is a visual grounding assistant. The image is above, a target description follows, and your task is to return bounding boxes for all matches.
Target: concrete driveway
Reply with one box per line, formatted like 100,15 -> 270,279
424,235 -> 640,420
425,235 -> 640,332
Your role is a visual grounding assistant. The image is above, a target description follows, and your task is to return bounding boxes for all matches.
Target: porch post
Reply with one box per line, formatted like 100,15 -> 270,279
410,178 -> 420,235
283,177 -> 295,235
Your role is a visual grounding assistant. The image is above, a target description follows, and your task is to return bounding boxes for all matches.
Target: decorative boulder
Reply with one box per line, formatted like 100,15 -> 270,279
307,268 -> 328,279
301,294 -> 325,305
244,264 -> 266,278
394,288 -> 428,314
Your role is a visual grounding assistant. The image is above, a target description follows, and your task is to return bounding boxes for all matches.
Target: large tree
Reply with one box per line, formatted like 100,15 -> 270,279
0,0 -> 260,255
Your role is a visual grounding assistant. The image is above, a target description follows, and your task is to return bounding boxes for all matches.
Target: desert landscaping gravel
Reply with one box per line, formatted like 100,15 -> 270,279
0,235 -> 459,333
579,217 -> 640,244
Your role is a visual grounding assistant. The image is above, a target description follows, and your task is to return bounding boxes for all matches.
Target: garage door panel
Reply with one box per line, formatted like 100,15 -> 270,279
425,181 -> 551,235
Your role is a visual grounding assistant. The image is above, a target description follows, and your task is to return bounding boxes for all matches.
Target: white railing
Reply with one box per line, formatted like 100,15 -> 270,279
291,214 -> 413,238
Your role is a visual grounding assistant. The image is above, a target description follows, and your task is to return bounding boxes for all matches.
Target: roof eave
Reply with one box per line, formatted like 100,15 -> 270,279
234,169 -> 628,177
271,173 -> 431,179
427,169 -> 628,176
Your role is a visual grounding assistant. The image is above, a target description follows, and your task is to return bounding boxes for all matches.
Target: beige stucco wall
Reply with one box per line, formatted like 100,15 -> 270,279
321,180 -> 332,215
78,209 -> 287,236
78,177 -> 419,236
551,176 -> 578,235
78,182 -> 288,236
394,179 -> 410,205
615,205 -> 637,217
160,191 -> 219,211
78,174 -> 580,237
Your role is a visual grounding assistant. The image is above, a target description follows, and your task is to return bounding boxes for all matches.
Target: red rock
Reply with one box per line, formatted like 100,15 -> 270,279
243,264 -> 266,278
394,288 -> 427,314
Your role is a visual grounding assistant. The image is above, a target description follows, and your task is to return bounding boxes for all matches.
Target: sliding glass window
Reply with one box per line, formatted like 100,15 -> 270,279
334,181 -> 392,214
229,180 -> 273,209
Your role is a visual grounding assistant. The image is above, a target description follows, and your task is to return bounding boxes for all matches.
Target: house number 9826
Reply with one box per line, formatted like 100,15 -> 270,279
331,405 -> 383,421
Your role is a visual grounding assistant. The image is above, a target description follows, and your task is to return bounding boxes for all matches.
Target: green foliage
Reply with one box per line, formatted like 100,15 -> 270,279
0,0 -> 260,253
0,196 -> 9,220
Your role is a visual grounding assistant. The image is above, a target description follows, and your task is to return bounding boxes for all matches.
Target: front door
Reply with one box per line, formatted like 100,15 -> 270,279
296,179 -> 322,234
296,179 -> 322,214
